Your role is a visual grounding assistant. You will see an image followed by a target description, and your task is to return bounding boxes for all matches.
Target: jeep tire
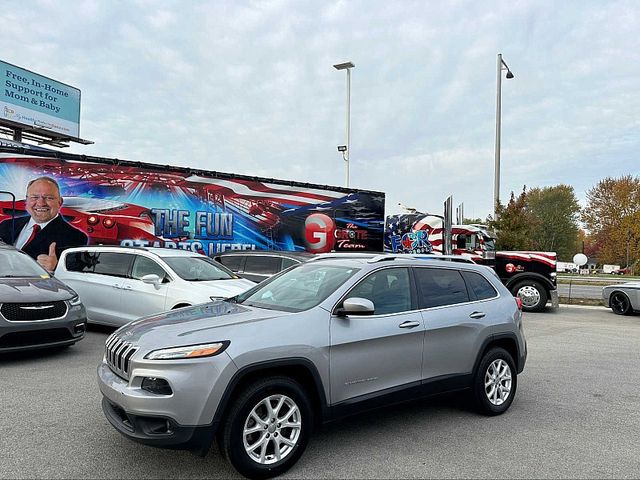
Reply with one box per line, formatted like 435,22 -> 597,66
473,347 -> 517,416
219,376 -> 313,479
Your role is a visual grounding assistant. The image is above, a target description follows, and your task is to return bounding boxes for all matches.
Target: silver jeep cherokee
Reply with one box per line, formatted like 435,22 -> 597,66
98,255 -> 526,479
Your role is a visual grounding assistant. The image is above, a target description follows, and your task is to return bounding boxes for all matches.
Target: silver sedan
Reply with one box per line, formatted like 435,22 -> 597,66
602,282 -> 640,315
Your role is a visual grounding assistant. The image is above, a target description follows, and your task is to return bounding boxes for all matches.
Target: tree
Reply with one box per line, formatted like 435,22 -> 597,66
488,187 -> 538,250
582,175 -> 640,268
575,229 -> 600,260
526,185 -> 581,260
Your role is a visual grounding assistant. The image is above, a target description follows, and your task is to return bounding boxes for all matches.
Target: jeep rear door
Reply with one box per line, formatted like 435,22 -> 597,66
415,267 -> 493,379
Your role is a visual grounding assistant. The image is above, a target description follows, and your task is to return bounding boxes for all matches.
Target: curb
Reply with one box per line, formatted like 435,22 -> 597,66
557,303 -> 607,310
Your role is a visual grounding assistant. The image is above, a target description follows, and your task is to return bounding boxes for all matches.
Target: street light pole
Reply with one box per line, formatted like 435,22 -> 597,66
494,53 -> 514,219
334,61 -> 355,188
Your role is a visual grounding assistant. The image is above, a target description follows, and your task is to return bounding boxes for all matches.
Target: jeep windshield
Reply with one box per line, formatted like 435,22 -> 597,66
0,249 -> 50,278
163,257 -> 238,281
235,263 -> 360,312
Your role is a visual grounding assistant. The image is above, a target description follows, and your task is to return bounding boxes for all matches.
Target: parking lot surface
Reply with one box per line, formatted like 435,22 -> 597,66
1,307 -> 639,479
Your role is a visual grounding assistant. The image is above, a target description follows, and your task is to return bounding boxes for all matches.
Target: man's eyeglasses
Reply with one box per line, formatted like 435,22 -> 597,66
26,195 -> 59,202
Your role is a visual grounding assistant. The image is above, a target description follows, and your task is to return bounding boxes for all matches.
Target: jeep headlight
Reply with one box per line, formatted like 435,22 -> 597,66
145,341 -> 230,360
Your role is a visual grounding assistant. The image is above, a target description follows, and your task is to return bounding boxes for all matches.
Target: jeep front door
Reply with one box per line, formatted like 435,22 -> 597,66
329,267 -> 424,404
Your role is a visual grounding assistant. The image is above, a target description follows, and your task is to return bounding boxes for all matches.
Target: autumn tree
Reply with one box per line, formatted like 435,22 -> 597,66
582,175 -> 640,268
526,185 -> 581,260
488,187 -> 538,250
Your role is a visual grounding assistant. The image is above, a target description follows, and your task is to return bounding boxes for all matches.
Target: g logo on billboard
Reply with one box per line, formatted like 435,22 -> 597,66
305,213 -> 335,253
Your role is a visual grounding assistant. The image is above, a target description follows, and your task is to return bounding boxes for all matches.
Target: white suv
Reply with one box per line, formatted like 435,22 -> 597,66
55,247 -> 255,326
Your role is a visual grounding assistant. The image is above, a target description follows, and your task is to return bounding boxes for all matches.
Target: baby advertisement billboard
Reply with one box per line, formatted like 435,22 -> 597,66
0,151 -> 385,255
1,60 -> 81,138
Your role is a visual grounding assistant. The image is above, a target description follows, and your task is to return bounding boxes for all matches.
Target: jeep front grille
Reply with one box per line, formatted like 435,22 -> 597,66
105,334 -> 138,380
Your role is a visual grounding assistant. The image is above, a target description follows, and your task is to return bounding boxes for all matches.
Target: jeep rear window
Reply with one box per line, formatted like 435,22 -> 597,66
237,263 -> 359,312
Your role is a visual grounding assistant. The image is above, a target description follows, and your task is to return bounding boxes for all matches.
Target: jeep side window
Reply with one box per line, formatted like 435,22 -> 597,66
461,271 -> 497,300
131,256 -> 168,282
414,267 -> 469,308
346,267 -> 411,315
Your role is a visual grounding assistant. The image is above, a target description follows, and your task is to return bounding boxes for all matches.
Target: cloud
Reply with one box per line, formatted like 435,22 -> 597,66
0,0 -> 638,223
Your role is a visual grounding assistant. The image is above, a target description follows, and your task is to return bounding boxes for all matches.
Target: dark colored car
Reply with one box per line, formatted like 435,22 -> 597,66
213,250 -> 314,283
0,243 -> 87,352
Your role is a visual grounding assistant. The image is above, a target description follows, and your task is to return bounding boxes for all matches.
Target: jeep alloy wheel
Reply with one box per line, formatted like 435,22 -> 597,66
484,359 -> 512,406
220,376 -> 312,479
243,394 -> 302,464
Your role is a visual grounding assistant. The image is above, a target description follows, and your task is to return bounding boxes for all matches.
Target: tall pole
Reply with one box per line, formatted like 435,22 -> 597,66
494,53 -> 513,219
334,61 -> 355,188
345,67 -> 351,188
494,54 -> 503,219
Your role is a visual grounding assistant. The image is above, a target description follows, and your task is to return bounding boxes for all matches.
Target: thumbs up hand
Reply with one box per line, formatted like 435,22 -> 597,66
37,242 -> 58,272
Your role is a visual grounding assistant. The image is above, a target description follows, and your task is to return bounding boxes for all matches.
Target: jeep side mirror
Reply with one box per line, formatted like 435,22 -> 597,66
141,274 -> 162,286
335,297 -> 375,317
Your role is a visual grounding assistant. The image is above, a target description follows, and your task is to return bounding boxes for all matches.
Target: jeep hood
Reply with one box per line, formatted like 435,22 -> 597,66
113,301 -> 290,346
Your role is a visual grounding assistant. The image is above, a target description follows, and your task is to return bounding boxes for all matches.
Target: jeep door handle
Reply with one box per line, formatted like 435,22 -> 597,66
398,321 -> 421,329
112,284 -> 121,289
122,285 -> 132,290
469,311 -> 485,319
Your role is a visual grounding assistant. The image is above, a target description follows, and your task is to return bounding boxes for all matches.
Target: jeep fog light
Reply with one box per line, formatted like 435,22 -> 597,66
141,377 -> 173,395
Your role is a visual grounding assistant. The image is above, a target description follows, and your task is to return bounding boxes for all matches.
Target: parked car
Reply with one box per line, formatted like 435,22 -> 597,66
55,246 -> 255,327
0,243 -> 86,352
602,282 -> 640,315
213,250 -> 314,283
98,254 -> 526,478
611,267 -> 632,275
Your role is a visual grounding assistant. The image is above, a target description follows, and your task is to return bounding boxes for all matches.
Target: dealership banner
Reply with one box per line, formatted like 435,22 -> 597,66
1,60 -> 81,137
0,153 -> 385,255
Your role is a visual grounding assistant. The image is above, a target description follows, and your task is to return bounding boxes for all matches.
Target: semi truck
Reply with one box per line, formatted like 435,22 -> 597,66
0,143 -> 385,255
384,212 -> 559,312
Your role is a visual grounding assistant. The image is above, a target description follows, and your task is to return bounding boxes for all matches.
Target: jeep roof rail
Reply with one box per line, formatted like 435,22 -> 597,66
367,254 -> 476,264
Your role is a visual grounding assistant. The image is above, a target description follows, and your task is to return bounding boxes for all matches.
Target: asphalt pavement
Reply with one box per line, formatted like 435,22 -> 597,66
1,308 -> 639,479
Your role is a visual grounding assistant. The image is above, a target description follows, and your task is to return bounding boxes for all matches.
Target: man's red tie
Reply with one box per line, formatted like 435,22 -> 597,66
23,224 -> 41,248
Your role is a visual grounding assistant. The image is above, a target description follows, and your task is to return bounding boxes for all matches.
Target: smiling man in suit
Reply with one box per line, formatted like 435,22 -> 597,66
0,176 -> 88,271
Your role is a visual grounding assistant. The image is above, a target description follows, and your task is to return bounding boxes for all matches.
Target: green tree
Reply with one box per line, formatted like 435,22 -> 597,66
582,175 -> 640,269
488,187 -> 538,250
462,217 -> 485,225
526,185 -> 581,260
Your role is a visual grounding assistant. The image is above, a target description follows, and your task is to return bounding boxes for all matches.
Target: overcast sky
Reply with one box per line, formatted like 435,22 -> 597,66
1,0 -> 638,220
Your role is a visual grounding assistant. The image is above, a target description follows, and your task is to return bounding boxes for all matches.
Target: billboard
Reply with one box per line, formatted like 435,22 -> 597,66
1,60 -> 81,138
0,153 -> 385,255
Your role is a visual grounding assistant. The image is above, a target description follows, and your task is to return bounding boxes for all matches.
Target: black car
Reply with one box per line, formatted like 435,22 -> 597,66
213,250 -> 314,283
0,243 -> 87,352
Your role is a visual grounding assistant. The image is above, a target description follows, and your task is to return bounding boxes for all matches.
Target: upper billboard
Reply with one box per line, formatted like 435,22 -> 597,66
1,60 -> 81,138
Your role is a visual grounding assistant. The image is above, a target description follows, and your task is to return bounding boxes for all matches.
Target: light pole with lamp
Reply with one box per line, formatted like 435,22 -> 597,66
334,61 -> 355,187
494,53 -> 514,219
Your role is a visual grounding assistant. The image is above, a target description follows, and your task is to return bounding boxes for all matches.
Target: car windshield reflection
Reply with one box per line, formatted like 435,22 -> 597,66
163,257 -> 237,281
0,250 -> 50,277
236,263 -> 360,312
